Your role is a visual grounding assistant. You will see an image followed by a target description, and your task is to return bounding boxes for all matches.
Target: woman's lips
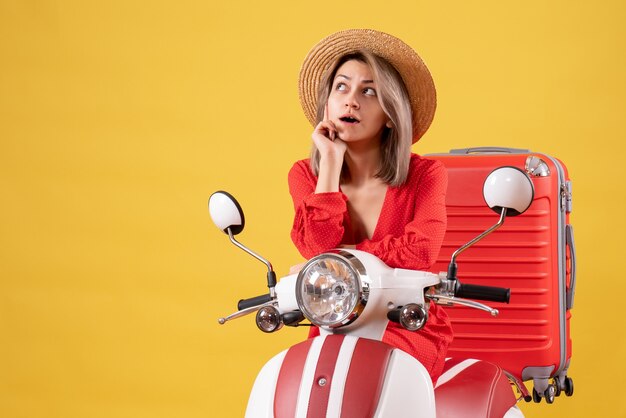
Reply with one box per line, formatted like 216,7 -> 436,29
339,114 -> 360,124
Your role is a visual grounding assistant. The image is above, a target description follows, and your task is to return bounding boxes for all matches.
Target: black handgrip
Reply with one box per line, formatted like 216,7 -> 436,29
238,294 -> 272,310
386,308 -> 402,324
455,283 -> 510,303
282,311 -> 305,326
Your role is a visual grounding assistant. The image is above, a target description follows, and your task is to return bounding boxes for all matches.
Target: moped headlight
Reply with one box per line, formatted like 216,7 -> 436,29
295,252 -> 367,328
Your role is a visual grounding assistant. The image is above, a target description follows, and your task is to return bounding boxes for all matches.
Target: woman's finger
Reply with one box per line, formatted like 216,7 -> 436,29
328,120 -> 337,141
314,121 -> 334,140
289,262 -> 306,274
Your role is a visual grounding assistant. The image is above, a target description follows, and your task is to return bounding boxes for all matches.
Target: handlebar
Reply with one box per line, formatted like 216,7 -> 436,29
454,282 -> 510,303
238,294 -> 272,310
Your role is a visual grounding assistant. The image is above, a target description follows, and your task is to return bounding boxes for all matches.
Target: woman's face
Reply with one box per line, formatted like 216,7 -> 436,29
326,59 -> 389,144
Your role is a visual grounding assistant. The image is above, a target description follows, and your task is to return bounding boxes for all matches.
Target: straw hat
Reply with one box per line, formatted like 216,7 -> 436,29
298,29 -> 436,143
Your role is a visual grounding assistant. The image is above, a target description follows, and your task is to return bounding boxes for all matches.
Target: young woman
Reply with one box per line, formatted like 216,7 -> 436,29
288,29 -> 453,382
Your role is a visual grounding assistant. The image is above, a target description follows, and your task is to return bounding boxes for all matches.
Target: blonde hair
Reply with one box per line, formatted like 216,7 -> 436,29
309,50 -> 413,186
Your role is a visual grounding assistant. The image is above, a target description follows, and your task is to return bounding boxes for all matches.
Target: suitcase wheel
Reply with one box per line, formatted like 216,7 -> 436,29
564,377 -> 574,397
532,383 -> 557,404
553,377 -> 562,397
532,387 -> 541,403
544,384 -> 556,404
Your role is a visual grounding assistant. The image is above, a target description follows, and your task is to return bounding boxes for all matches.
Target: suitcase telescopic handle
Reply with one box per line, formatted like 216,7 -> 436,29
450,147 -> 531,154
455,282 -> 511,303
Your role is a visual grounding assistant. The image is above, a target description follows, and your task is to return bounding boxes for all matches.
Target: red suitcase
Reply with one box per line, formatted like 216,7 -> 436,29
427,147 -> 576,403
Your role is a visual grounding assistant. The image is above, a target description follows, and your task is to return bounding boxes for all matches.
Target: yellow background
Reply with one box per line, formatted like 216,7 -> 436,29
1,0 -> 624,417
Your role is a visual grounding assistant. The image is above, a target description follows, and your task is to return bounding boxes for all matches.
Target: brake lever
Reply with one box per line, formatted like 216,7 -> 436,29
218,301 -> 276,325
426,294 -> 499,316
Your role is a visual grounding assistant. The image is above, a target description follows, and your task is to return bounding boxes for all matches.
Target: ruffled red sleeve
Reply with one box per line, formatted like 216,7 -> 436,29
355,159 -> 448,270
288,160 -> 348,259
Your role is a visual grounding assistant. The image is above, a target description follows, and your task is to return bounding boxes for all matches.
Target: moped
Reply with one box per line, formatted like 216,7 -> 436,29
209,167 -> 534,417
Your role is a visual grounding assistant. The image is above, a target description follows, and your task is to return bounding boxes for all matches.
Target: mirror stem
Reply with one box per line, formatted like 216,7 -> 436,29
447,208 -> 508,281
227,228 -> 277,297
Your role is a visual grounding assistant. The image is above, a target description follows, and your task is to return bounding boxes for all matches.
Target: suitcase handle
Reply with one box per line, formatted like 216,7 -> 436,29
450,147 -> 531,154
566,224 -> 576,310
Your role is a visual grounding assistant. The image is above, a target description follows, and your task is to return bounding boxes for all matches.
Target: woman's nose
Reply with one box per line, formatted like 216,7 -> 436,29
345,92 -> 360,109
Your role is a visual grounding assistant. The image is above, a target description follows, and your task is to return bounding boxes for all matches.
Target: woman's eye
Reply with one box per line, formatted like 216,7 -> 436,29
363,87 -> 377,96
335,83 -> 347,91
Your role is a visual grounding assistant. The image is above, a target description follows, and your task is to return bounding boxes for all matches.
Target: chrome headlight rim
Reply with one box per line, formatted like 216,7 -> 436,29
295,250 -> 368,329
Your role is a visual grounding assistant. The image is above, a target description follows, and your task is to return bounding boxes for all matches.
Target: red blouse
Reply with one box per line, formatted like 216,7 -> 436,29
288,153 -> 454,382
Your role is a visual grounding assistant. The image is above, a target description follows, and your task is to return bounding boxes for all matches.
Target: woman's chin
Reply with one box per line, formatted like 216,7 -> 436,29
337,132 -> 362,142
340,135 -> 380,145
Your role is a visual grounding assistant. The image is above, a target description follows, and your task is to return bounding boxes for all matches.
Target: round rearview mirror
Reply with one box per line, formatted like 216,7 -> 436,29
208,191 -> 245,235
483,167 -> 534,216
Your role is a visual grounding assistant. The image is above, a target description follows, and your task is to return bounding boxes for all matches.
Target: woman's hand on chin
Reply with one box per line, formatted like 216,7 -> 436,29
312,120 -> 347,163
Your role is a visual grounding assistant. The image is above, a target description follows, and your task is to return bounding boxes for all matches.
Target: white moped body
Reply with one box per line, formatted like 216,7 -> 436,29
209,167 -> 537,417
247,257 -> 440,418
247,335 -> 435,418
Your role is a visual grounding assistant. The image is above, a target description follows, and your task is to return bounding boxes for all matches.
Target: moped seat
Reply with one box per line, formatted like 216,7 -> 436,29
434,358 -> 517,418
